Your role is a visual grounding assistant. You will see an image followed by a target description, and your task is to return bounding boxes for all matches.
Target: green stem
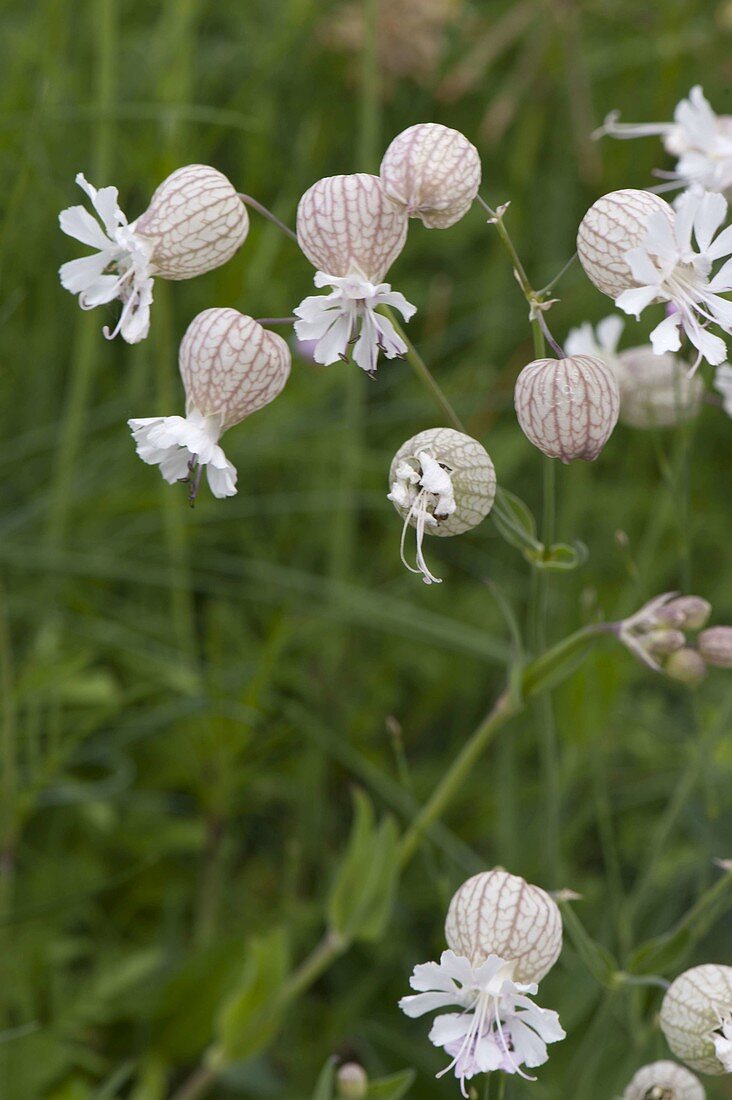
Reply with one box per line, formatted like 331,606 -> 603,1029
386,311 -> 465,432
358,0 -> 381,170
399,690 -> 520,865
279,928 -> 348,1004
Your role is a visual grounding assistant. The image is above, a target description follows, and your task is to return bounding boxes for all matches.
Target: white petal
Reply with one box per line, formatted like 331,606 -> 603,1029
507,1018 -> 549,1069
694,190 -> 728,253
596,313 -> 624,352
59,252 -> 115,294
649,313 -> 682,355
399,992 -> 461,1019
427,1013 -> 472,1046
616,284 -> 659,318
625,247 -> 661,286
206,459 -> 238,498
705,223 -> 732,261
59,204 -> 113,250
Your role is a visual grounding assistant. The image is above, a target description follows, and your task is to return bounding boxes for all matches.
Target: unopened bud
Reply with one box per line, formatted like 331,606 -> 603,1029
514,355 -> 620,462
337,1063 -> 368,1098
660,964 -> 732,1075
615,347 -> 704,429
644,629 -> 685,657
657,597 -> 712,631
445,869 -> 562,983
380,123 -> 481,229
135,164 -> 249,279
698,626 -> 732,668
621,1060 -> 705,1100
577,189 -> 674,299
665,648 -> 707,686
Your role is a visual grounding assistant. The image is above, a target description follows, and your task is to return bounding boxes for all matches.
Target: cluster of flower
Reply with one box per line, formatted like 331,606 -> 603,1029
398,869 -> 732,1097
616,594 -> 732,685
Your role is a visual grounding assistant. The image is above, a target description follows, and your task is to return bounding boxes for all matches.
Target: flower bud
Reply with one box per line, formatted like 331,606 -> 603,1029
577,189 -> 674,299
698,626 -> 732,668
615,347 -> 704,429
337,1063 -> 368,1098
657,597 -> 712,631
643,629 -> 686,657
665,648 -> 707,686
296,173 -> 408,282
388,428 -> 496,585
622,1060 -> 706,1100
180,308 -> 291,430
514,355 -> 620,462
444,869 -> 562,984
380,123 -> 481,229
134,165 -> 249,279
660,964 -> 732,1075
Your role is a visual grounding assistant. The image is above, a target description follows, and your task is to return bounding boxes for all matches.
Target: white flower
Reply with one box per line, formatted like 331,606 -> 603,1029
293,271 -> 416,375
380,123 -> 482,229
596,86 -> 732,197
714,363 -> 732,415
129,308 -> 290,502
60,165 -> 249,344
399,950 -> 565,1096
129,410 -> 236,499
387,429 -> 496,585
616,190 -> 732,368
660,963 -> 732,1076
565,315 -> 624,362
59,173 -> 155,343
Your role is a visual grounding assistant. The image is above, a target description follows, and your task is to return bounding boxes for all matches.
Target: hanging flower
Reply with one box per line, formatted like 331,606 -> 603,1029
660,964 -> 732,1075
399,950 -> 565,1096
714,363 -> 732,415
59,165 -> 249,343
293,174 -> 415,374
698,626 -> 732,668
380,123 -> 481,228
445,870 -> 563,983
621,1060 -> 706,1100
387,428 -> 496,585
595,86 -> 732,198
577,189 -> 674,300
514,355 -> 620,462
614,190 -> 732,369
129,308 -> 290,500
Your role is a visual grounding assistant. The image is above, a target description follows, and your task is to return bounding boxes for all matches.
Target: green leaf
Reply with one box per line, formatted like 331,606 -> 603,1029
366,1069 -> 416,1099
491,489 -> 543,554
533,540 -> 589,572
327,791 -> 401,942
627,869 -> 732,975
311,1057 -> 337,1100
215,929 -> 289,1064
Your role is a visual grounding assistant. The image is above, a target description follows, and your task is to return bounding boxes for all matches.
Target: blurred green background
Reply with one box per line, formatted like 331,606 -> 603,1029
1,0 -> 731,1097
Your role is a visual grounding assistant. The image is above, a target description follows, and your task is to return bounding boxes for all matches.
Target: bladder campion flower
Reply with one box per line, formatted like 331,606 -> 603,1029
59,165 -> 249,344
129,308 -> 290,500
665,648 -> 708,686
614,347 -> 703,429
657,596 -> 712,631
387,428 -> 496,585
616,592 -> 717,676
660,964 -> 732,1075
565,317 -> 703,429
577,189 -> 674,299
613,190 -> 732,369
399,870 -> 564,1094
514,355 -> 620,462
622,1060 -> 706,1100
293,174 -> 414,374
380,123 -> 481,229
596,86 -> 732,198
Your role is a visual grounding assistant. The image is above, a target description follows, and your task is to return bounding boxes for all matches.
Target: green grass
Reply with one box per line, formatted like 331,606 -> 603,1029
1,0 -> 731,1097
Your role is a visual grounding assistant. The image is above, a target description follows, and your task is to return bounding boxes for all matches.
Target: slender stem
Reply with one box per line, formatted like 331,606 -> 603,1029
170,1064 -> 218,1100
358,0 -> 381,170
538,251 -> 578,295
385,310 -> 465,431
254,316 -> 296,326
279,928 -> 347,1003
398,690 -> 519,865
475,195 -> 533,301
237,193 -> 298,244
